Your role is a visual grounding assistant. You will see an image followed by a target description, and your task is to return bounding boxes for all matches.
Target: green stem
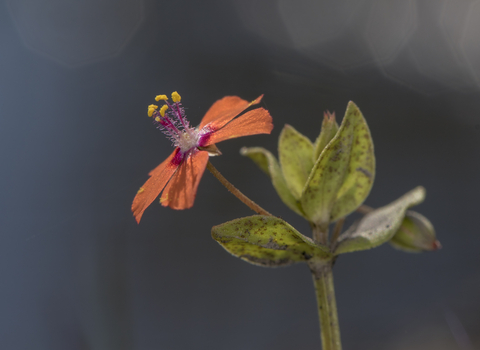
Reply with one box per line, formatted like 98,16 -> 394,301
206,161 -> 273,217
311,223 -> 329,246
309,260 -> 342,350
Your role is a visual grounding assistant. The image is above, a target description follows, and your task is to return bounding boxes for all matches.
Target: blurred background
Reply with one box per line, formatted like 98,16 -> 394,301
1,0 -> 479,349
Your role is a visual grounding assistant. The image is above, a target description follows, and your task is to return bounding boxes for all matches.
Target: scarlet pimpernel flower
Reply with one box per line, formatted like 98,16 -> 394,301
132,91 -> 273,223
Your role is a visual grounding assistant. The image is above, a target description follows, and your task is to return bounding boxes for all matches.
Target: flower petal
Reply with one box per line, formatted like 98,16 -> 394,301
199,95 -> 263,130
132,149 -> 180,223
203,107 -> 273,146
160,150 -> 209,209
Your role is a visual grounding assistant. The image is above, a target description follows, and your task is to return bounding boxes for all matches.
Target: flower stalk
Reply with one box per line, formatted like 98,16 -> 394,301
206,161 -> 273,217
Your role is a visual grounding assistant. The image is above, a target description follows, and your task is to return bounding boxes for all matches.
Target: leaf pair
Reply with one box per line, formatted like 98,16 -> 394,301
212,186 -> 435,267
242,102 -> 375,228
240,112 -> 339,218
278,112 -> 339,201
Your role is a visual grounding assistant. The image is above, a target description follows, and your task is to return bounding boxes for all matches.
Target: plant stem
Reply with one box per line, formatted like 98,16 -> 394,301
311,223 -> 329,245
206,161 -> 273,217
309,260 -> 342,350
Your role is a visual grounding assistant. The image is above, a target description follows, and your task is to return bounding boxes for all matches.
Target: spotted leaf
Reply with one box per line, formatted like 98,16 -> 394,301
279,125 -> 314,200
301,102 -> 375,226
212,215 -> 331,267
334,187 -> 426,255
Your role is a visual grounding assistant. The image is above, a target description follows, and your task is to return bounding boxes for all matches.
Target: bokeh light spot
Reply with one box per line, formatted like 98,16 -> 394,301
7,0 -> 144,67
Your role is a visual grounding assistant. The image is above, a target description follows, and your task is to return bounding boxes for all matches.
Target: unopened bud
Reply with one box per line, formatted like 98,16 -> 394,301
313,111 -> 339,161
390,211 -> 440,253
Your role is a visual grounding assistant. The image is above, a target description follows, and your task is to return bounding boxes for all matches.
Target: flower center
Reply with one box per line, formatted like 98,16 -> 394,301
176,128 -> 200,154
147,91 -> 201,155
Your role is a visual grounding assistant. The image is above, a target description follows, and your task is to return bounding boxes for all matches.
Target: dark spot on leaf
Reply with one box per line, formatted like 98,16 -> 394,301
263,238 -> 288,250
356,167 -> 373,179
302,251 -> 312,260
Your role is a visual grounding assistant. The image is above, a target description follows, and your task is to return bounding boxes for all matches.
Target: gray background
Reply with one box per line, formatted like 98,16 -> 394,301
1,0 -> 479,349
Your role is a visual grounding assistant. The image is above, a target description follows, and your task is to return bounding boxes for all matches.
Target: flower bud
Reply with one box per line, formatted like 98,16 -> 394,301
390,211 -> 440,252
313,111 -> 338,161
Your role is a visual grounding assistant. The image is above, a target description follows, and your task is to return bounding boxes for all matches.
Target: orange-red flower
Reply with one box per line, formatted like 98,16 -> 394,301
132,92 -> 273,223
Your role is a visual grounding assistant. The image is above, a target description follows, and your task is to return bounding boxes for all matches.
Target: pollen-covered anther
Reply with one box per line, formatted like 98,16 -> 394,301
155,117 -> 161,122
160,105 -> 169,117
147,104 -> 158,117
155,95 -> 168,101
171,91 -> 181,103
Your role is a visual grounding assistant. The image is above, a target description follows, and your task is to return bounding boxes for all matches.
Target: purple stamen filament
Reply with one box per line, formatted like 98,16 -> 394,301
165,101 -> 188,129
154,110 -> 180,135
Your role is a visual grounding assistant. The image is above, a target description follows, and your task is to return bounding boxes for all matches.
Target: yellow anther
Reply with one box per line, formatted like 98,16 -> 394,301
160,104 -> 169,117
171,91 -> 181,103
137,187 -> 145,194
155,95 -> 168,101
147,104 -> 158,117
155,117 -> 161,122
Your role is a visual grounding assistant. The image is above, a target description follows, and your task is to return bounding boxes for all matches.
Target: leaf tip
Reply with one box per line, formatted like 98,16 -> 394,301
412,186 -> 427,203
281,124 -> 294,134
346,100 -> 357,108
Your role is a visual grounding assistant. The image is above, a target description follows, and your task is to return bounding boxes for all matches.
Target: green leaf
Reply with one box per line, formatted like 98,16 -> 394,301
390,211 -> 441,253
279,125 -> 314,200
301,102 -> 375,225
334,186 -> 426,255
313,111 -> 339,162
212,215 -> 331,267
240,147 -> 304,216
